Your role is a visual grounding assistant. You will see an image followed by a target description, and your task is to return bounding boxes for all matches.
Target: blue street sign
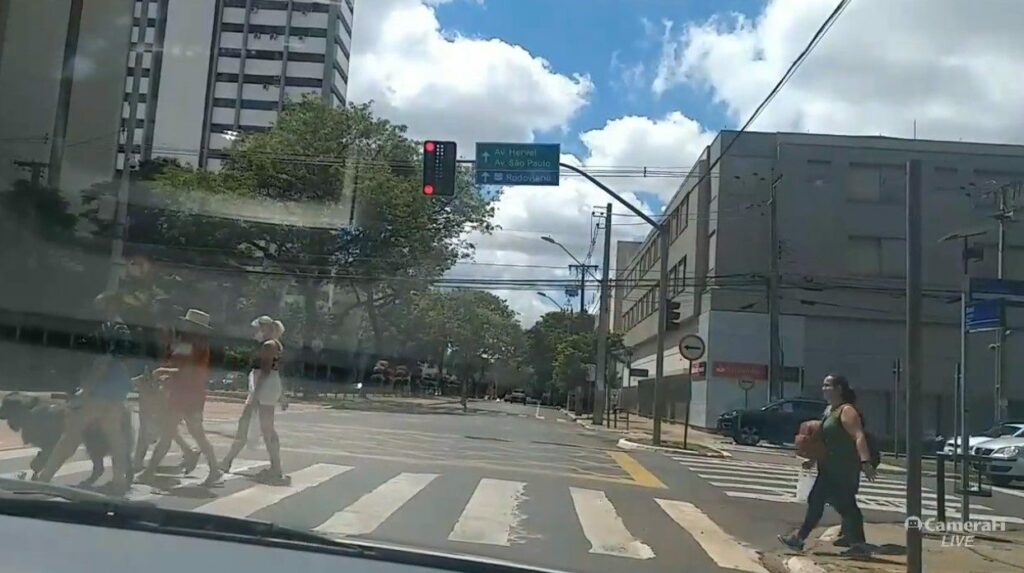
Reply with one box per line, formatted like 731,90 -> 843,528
475,142 -> 560,186
965,299 -> 1004,333
970,278 -> 1024,302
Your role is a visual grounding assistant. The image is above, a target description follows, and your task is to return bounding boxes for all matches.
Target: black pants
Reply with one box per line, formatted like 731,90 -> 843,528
797,471 -> 865,543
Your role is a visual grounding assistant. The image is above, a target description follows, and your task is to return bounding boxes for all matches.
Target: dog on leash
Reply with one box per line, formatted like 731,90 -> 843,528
0,392 -> 134,485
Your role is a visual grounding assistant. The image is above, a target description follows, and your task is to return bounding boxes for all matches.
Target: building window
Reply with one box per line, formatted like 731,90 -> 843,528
847,236 -> 906,277
846,163 -> 904,203
847,237 -> 881,275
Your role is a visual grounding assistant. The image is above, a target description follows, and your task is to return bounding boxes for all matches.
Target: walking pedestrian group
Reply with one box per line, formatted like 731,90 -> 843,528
31,283 -> 291,494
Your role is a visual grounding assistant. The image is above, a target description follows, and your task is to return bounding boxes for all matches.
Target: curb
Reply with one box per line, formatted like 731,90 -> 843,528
617,437 -> 731,458
783,556 -> 826,573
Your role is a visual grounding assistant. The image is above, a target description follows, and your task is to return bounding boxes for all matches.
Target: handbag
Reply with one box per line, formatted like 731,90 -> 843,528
795,419 -> 826,461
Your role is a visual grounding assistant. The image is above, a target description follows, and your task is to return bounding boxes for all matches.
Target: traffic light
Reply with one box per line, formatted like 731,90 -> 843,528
666,299 -> 681,330
422,140 -> 457,196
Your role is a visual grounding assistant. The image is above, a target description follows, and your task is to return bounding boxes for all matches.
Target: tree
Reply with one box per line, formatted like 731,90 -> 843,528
0,179 -> 97,314
134,98 -> 494,360
409,290 -> 523,396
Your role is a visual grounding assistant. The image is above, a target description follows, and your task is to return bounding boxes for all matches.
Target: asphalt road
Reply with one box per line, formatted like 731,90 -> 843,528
5,398 -> 1024,573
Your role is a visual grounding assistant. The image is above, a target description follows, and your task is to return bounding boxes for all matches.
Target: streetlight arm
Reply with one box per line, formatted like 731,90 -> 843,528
540,236 -> 602,282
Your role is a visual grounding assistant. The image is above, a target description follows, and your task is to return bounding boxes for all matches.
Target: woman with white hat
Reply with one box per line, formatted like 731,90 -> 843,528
139,308 -> 221,486
220,315 -> 286,482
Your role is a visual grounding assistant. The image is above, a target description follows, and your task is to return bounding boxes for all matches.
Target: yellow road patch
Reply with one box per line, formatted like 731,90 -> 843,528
609,451 -> 667,489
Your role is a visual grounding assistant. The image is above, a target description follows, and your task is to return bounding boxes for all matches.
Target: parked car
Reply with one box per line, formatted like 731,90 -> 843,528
507,390 -> 527,404
944,422 -> 1024,455
718,398 -> 828,446
971,436 -> 1024,486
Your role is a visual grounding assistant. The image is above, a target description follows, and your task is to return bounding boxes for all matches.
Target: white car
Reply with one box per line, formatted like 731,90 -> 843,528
972,436 -> 1024,486
943,423 -> 1024,454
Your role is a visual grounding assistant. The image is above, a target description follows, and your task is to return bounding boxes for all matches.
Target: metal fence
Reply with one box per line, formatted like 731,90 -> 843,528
615,373 -> 691,422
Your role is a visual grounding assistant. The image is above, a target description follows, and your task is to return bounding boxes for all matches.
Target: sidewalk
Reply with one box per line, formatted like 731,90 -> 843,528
561,409 -> 729,457
763,522 -> 1024,573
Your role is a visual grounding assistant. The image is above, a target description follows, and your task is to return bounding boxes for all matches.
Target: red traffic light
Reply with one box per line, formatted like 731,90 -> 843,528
423,184 -> 435,195
424,141 -> 436,153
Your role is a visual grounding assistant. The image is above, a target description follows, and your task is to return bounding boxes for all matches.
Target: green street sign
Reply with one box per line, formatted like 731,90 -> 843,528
475,142 -> 560,186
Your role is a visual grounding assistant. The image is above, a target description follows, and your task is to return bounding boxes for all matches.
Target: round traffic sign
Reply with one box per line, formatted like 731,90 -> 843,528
678,334 -> 706,361
738,379 -> 755,391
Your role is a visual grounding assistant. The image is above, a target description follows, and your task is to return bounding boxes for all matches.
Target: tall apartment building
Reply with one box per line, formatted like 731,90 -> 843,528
613,131 -> 1024,436
121,0 -> 354,171
0,0 -> 355,191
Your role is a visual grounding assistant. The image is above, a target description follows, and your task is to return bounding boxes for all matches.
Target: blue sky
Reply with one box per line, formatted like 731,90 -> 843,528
435,0 -> 760,158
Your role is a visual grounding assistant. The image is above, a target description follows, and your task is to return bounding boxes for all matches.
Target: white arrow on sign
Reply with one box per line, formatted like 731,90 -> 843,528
678,333 -> 706,361
481,152 -> 491,162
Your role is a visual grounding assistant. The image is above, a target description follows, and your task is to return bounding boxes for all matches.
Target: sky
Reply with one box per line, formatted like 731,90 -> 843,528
347,0 -> 1024,326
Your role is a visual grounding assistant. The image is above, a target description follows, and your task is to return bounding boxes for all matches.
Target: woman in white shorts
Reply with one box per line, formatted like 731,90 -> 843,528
220,316 -> 286,482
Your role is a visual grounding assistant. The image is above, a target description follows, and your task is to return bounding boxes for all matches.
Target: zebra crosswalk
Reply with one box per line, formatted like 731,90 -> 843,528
668,455 -> 1024,524
0,446 -> 766,571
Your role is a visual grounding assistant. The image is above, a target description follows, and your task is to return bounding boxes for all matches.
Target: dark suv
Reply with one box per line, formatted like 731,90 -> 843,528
717,398 -> 828,446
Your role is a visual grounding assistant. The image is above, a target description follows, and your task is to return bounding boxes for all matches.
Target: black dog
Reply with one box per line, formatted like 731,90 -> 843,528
0,392 -> 134,485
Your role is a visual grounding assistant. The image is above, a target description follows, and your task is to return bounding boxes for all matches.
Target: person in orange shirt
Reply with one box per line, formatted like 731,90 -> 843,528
138,309 -> 221,486
132,324 -> 199,473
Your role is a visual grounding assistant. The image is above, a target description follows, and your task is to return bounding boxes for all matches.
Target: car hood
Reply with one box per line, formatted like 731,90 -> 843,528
948,436 -> 1005,447
974,436 -> 1024,450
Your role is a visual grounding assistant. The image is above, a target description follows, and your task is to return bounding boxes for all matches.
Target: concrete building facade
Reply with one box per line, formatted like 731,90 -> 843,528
613,131 -> 1024,437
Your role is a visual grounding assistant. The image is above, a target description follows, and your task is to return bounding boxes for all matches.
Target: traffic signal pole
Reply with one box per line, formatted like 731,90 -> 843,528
556,162 -> 667,444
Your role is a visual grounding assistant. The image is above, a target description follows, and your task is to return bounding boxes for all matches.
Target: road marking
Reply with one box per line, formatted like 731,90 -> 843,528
992,485 -> 1024,499
128,460 -> 266,501
0,447 -> 38,461
448,478 -> 526,546
194,463 -> 352,517
570,487 -> 654,560
556,419 -> 567,423
722,491 -> 1019,521
315,472 -> 438,536
2,459 -> 95,480
819,525 -> 841,542
609,451 -> 666,489
656,499 -> 767,573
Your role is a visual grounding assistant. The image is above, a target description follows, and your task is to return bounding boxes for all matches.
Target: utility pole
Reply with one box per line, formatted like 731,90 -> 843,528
108,0 -> 150,291
892,359 -> 902,459
767,174 -> 783,400
993,184 -> 1016,423
568,263 -> 598,314
905,159 -> 923,573
594,203 -> 612,426
654,221 -> 670,445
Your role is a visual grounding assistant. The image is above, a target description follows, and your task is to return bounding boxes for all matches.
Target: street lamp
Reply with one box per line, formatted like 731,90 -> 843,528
536,291 -> 567,312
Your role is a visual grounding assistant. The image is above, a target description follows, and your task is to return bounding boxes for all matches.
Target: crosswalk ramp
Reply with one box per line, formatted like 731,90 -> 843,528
0,447 -> 764,570
668,455 -> 1024,524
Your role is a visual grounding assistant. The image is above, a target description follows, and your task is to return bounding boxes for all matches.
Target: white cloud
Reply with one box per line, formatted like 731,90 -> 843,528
349,0 -> 709,326
348,0 -> 592,151
652,0 -> 1024,143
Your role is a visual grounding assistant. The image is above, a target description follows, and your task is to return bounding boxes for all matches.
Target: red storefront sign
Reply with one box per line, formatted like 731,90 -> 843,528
690,361 -> 707,380
711,361 -> 768,380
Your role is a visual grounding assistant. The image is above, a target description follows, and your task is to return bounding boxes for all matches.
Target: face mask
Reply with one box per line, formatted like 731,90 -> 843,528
172,342 -> 193,356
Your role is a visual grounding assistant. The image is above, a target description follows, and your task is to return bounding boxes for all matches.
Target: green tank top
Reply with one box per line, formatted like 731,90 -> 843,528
821,404 -> 860,478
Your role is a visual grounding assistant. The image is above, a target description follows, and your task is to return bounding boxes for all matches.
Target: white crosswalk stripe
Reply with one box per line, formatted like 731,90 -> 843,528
194,463 -> 352,517
570,487 -> 655,560
670,455 -> 1024,523
128,460 -> 267,502
0,447 -> 38,461
448,478 -> 527,546
314,472 -> 438,536
656,499 -> 766,573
